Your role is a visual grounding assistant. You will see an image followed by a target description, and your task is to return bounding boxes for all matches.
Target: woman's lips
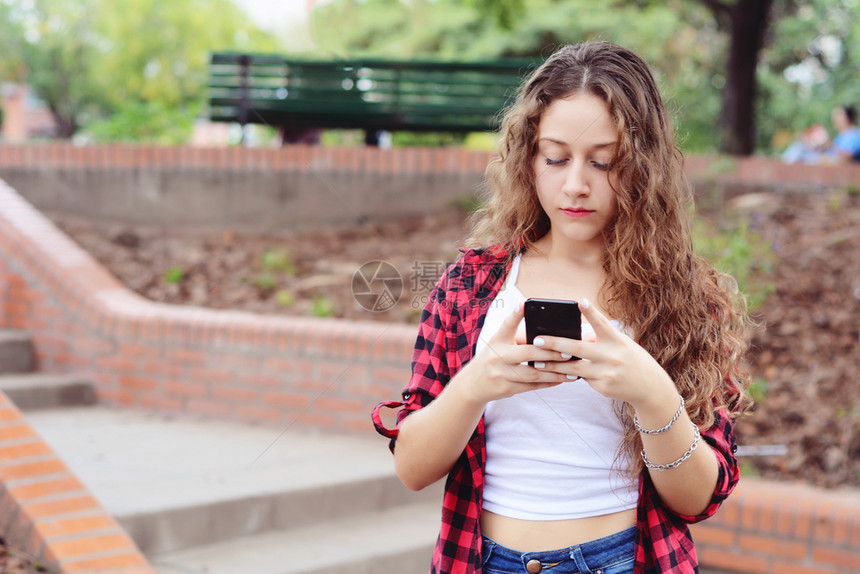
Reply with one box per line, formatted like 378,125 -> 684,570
561,208 -> 594,218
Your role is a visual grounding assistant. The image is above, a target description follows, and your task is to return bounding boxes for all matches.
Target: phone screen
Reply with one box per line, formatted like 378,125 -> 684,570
524,298 -> 581,365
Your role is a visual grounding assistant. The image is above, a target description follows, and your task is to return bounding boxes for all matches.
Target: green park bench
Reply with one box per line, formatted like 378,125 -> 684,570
208,52 -> 537,144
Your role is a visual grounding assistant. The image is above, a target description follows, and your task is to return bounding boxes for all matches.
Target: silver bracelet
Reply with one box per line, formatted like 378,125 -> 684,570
634,394 -> 685,435
641,422 -> 700,472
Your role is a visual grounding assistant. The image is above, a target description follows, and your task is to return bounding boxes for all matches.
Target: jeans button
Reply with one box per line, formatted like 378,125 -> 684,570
526,559 -> 542,573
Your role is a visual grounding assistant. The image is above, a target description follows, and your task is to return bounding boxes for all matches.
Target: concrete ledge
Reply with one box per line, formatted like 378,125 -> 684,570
0,328 -> 34,374
0,391 -> 155,573
0,373 -> 97,410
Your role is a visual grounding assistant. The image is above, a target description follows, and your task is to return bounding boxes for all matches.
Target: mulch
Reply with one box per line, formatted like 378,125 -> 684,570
48,188 -> 860,490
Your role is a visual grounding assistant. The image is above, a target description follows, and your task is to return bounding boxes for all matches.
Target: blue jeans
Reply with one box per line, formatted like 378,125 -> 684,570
481,526 -> 636,574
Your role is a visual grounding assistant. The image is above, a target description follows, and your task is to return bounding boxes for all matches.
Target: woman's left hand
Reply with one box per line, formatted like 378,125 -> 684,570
532,298 -> 677,409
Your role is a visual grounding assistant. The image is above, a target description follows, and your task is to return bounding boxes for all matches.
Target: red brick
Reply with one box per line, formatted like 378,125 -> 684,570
8,476 -> 87,502
812,500 -> 835,542
23,495 -> 101,520
314,396 -> 366,414
188,367 -> 234,383
141,362 -> 185,377
164,348 -> 207,364
164,380 -> 207,397
0,406 -> 23,423
812,546 -> 860,569
0,440 -> 54,462
211,386 -> 257,402
187,399 -> 232,417
96,356 -> 137,372
690,523 -> 737,547
770,559 -> 841,574
794,496 -> 816,539
239,374 -> 285,388
262,391 -> 310,408
35,513 -> 118,540
738,533 -> 807,560
62,551 -> 156,574
51,533 -> 138,559
117,342 -> 161,359
0,458 -> 67,482
698,547 -> 768,573
263,357 -> 312,375
0,423 -> 38,442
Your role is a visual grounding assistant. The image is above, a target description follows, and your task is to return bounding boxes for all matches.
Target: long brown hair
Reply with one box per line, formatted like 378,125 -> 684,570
468,41 -> 752,475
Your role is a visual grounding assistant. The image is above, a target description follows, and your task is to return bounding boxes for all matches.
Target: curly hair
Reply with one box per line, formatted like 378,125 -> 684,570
467,41 -> 752,476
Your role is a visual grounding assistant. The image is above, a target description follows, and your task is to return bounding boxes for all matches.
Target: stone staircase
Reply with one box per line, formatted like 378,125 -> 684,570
0,328 -> 440,574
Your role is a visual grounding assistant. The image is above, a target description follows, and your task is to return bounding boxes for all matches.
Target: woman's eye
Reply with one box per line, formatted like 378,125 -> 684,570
545,157 -> 567,166
592,161 -> 611,171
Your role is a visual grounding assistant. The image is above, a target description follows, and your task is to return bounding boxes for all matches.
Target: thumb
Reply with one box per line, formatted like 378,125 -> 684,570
492,301 -> 524,344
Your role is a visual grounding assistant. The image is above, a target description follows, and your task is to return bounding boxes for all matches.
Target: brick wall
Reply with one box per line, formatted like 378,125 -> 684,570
691,479 -> 860,574
0,391 -> 154,573
2,145 -> 860,573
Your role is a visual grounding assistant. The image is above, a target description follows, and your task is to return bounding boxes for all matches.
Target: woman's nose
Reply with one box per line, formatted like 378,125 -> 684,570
561,160 -> 589,195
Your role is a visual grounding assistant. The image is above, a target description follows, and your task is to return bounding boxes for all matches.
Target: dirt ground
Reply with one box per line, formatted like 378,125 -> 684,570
50,188 -> 860,490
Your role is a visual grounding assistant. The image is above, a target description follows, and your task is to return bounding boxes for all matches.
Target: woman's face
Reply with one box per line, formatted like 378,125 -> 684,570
533,92 -> 619,250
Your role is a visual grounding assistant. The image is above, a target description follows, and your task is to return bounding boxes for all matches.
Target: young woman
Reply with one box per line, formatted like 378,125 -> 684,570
372,41 -> 751,574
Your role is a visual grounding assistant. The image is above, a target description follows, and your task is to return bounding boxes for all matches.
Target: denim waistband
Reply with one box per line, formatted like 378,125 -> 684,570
482,526 -> 636,573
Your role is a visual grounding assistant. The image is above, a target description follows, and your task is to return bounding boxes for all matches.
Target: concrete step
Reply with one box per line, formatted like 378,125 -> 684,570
24,406 -> 441,558
0,372 -> 97,409
0,328 -> 35,374
151,502 -> 439,574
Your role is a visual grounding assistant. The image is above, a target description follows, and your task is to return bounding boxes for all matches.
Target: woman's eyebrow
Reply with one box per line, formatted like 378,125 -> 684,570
537,137 -> 617,149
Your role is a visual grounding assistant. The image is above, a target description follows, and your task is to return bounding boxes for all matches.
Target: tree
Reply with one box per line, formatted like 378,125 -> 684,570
0,0 -> 281,140
701,0 -> 776,155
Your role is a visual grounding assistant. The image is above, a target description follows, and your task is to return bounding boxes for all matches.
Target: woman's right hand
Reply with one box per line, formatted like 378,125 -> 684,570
457,302 -> 570,406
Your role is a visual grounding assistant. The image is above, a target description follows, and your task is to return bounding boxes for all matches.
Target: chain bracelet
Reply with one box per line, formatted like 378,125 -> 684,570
641,422 -> 700,472
634,394 -> 685,435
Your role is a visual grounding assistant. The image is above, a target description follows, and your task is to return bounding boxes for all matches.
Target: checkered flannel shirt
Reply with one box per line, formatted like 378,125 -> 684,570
372,245 -> 740,574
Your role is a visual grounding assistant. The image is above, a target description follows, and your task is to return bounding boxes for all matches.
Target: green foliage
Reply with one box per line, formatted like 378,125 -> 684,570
163,266 -> 184,284
253,273 -> 278,290
310,295 -> 335,317
84,101 -> 199,144
260,248 -> 296,275
448,194 -> 484,214
0,0 -> 280,140
692,216 -> 776,312
748,378 -> 769,404
391,132 -> 468,148
274,289 -> 296,308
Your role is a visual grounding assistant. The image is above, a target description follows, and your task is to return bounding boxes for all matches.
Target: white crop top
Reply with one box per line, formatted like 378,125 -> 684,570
477,254 -> 638,520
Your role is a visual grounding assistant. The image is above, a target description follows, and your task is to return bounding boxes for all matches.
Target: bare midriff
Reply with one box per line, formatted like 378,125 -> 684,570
480,508 -> 637,552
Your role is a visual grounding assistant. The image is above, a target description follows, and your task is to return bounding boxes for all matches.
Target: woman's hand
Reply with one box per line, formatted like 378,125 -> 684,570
528,298 -> 677,410
458,302 -> 572,406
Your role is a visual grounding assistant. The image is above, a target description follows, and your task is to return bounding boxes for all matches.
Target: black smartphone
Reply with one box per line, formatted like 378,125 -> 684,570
524,298 -> 582,365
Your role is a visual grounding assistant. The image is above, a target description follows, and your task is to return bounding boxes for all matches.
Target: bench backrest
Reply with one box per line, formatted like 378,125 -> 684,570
208,53 -> 538,132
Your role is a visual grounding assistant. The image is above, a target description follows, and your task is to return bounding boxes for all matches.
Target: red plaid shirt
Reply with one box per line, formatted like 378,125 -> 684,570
372,246 -> 740,574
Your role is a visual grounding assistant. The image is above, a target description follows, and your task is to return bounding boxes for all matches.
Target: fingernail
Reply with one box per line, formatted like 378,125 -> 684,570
566,374 -> 579,380
580,298 -> 590,310
534,362 -> 545,369
560,353 -> 572,359
534,337 -> 545,347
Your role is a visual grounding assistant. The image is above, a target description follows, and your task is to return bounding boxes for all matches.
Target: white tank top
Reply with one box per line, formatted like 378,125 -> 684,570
477,254 -> 638,520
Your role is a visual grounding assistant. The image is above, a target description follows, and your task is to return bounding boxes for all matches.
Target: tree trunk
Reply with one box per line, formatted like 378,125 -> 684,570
49,106 -> 78,139
718,0 -> 774,155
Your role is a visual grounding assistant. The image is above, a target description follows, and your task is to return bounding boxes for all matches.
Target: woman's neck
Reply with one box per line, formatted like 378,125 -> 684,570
531,229 -> 606,270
